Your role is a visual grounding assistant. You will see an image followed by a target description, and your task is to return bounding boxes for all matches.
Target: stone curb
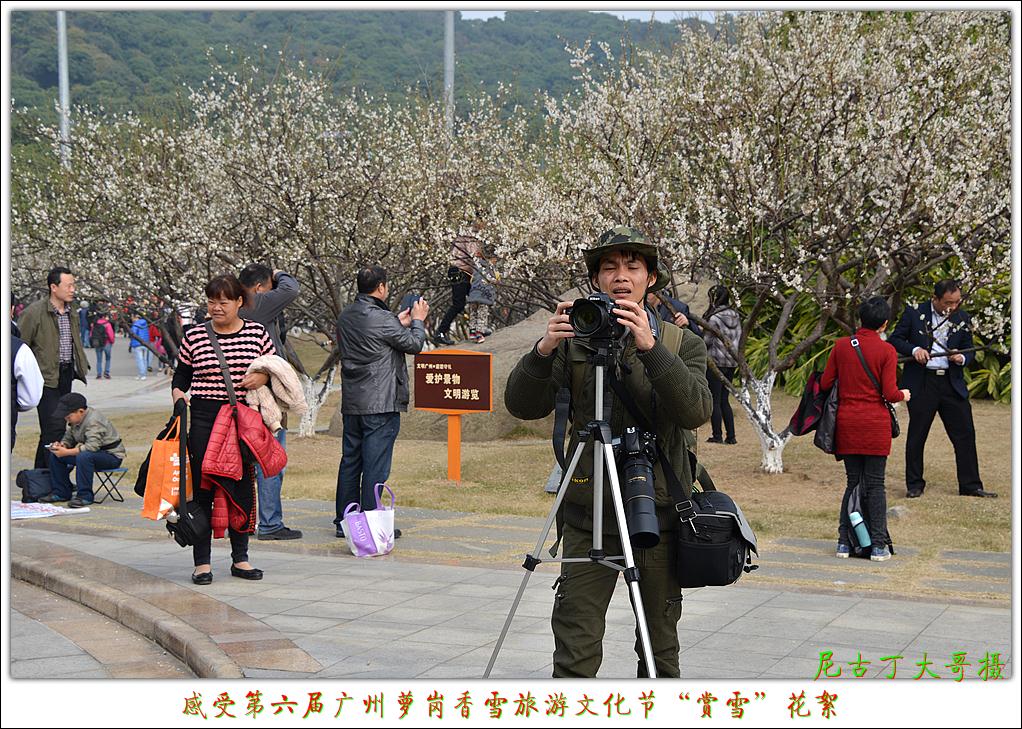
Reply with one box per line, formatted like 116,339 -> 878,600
11,552 -> 243,679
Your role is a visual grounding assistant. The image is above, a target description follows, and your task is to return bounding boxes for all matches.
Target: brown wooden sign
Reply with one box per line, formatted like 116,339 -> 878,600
413,350 -> 493,414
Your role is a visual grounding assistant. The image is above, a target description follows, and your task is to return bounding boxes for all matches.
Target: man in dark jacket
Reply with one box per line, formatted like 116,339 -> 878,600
504,226 -> 712,679
18,267 -> 90,467
888,279 -> 994,498
240,263 -> 303,541
333,266 -> 430,538
646,291 -> 702,337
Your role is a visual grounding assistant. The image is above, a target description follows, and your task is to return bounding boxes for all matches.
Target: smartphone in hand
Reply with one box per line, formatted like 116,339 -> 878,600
400,293 -> 422,312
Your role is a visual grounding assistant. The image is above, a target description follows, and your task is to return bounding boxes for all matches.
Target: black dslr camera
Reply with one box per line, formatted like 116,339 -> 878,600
567,293 -> 625,342
617,426 -> 660,549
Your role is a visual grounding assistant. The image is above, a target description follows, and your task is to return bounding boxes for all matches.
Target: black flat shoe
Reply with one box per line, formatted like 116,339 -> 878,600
191,571 -> 213,585
231,565 -> 264,580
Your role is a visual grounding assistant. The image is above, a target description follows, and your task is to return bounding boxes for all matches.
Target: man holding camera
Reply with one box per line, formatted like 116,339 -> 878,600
504,226 -> 712,678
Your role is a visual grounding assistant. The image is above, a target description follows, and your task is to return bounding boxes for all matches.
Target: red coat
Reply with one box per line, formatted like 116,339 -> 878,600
201,403 -> 287,537
820,328 -> 905,456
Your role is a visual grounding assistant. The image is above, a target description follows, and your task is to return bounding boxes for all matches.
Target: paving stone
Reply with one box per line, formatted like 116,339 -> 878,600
717,616 -> 825,640
937,562 -> 1011,579
940,550 -> 1011,564
259,614 -> 346,634
753,564 -> 887,584
794,631 -> 912,657
758,655 -> 830,679
11,654 -> 106,678
919,607 -> 1013,640
762,592 -> 863,613
773,536 -> 919,557
691,631 -> 803,656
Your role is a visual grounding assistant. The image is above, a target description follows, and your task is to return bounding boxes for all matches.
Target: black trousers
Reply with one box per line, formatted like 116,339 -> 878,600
188,399 -> 250,567
905,372 -> 982,494
34,363 -> 74,468
436,267 -> 471,336
708,366 -> 736,439
838,455 -> 889,548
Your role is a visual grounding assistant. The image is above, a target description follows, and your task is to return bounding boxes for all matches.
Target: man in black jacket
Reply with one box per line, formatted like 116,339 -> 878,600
333,266 -> 429,538
888,279 -> 995,498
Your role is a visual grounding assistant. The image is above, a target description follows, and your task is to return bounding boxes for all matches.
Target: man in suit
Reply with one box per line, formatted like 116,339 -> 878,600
888,279 -> 995,498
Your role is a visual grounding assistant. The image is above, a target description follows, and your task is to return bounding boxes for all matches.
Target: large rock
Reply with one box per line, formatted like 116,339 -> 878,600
328,305 -> 557,442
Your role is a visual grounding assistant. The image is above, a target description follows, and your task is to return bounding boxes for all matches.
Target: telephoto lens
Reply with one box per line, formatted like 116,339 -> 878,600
620,427 -> 660,549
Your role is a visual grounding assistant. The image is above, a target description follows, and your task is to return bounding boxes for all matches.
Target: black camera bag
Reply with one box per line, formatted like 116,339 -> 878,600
674,480 -> 759,588
17,468 -> 53,503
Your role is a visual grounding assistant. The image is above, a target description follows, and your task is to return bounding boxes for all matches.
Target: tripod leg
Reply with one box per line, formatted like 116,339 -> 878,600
483,440 -> 589,678
602,442 -> 658,678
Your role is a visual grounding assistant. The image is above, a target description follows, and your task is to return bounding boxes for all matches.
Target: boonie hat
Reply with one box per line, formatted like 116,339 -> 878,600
583,226 -> 671,294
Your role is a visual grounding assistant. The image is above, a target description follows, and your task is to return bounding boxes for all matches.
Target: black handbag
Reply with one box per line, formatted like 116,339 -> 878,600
166,499 -> 211,548
17,468 -> 53,503
850,337 -> 900,438
813,380 -> 839,454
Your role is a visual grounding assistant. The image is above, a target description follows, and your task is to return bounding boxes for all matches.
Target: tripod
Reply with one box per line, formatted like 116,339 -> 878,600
484,349 -> 658,678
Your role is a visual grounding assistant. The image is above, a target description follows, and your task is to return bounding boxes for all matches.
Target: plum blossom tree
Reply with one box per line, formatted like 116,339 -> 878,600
11,53 -> 545,435
535,11 -> 1011,472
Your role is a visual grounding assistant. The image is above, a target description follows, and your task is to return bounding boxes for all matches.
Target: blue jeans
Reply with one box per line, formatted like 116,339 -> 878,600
47,449 -> 122,502
95,344 -> 112,376
334,412 -> 401,526
256,429 -> 288,534
131,347 -> 148,377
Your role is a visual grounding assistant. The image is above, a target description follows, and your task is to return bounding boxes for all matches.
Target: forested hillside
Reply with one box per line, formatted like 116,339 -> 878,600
10,9 -> 707,121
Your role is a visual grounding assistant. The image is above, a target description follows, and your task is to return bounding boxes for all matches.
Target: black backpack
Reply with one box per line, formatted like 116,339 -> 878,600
90,322 -> 109,348
17,469 -> 53,502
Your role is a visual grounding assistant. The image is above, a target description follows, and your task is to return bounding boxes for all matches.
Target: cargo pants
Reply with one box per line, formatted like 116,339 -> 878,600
551,522 -> 684,678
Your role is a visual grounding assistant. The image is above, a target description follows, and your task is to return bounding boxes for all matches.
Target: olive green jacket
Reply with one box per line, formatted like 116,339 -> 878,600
505,318 -> 712,534
18,298 -> 90,387
60,408 -> 126,460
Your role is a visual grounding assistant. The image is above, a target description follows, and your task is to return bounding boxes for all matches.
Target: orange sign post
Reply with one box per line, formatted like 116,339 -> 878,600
413,349 -> 493,482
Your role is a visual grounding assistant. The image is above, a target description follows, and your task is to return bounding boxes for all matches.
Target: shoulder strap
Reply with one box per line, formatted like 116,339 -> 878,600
850,337 -> 885,402
204,321 -> 238,407
659,320 -> 682,358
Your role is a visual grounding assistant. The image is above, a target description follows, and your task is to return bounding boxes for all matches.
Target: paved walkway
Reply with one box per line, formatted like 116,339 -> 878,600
8,367 -> 1014,681
11,496 -> 1013,681
11,579 -> 191,679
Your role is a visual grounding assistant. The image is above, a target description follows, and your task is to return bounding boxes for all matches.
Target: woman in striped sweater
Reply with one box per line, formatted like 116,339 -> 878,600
172,275 -> 276,585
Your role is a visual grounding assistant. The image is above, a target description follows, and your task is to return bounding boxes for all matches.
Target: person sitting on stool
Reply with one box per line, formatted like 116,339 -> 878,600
888,279 -> 996,499
40,393 -> 126,508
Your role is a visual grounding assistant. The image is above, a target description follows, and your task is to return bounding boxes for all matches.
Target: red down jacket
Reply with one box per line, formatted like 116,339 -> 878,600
202,402 -> 287,537
203,402 -> 287,480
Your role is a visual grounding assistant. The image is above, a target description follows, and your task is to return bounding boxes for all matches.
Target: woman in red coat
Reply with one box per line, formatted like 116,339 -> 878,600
820,297 -> 910,561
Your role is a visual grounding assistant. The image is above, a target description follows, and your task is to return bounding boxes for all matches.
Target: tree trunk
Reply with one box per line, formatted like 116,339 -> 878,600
297,366 -> 340,438
729,372 -> 792,474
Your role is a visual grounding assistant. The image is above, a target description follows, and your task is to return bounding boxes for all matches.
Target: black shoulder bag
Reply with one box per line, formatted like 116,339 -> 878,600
850,337 -> 900,438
